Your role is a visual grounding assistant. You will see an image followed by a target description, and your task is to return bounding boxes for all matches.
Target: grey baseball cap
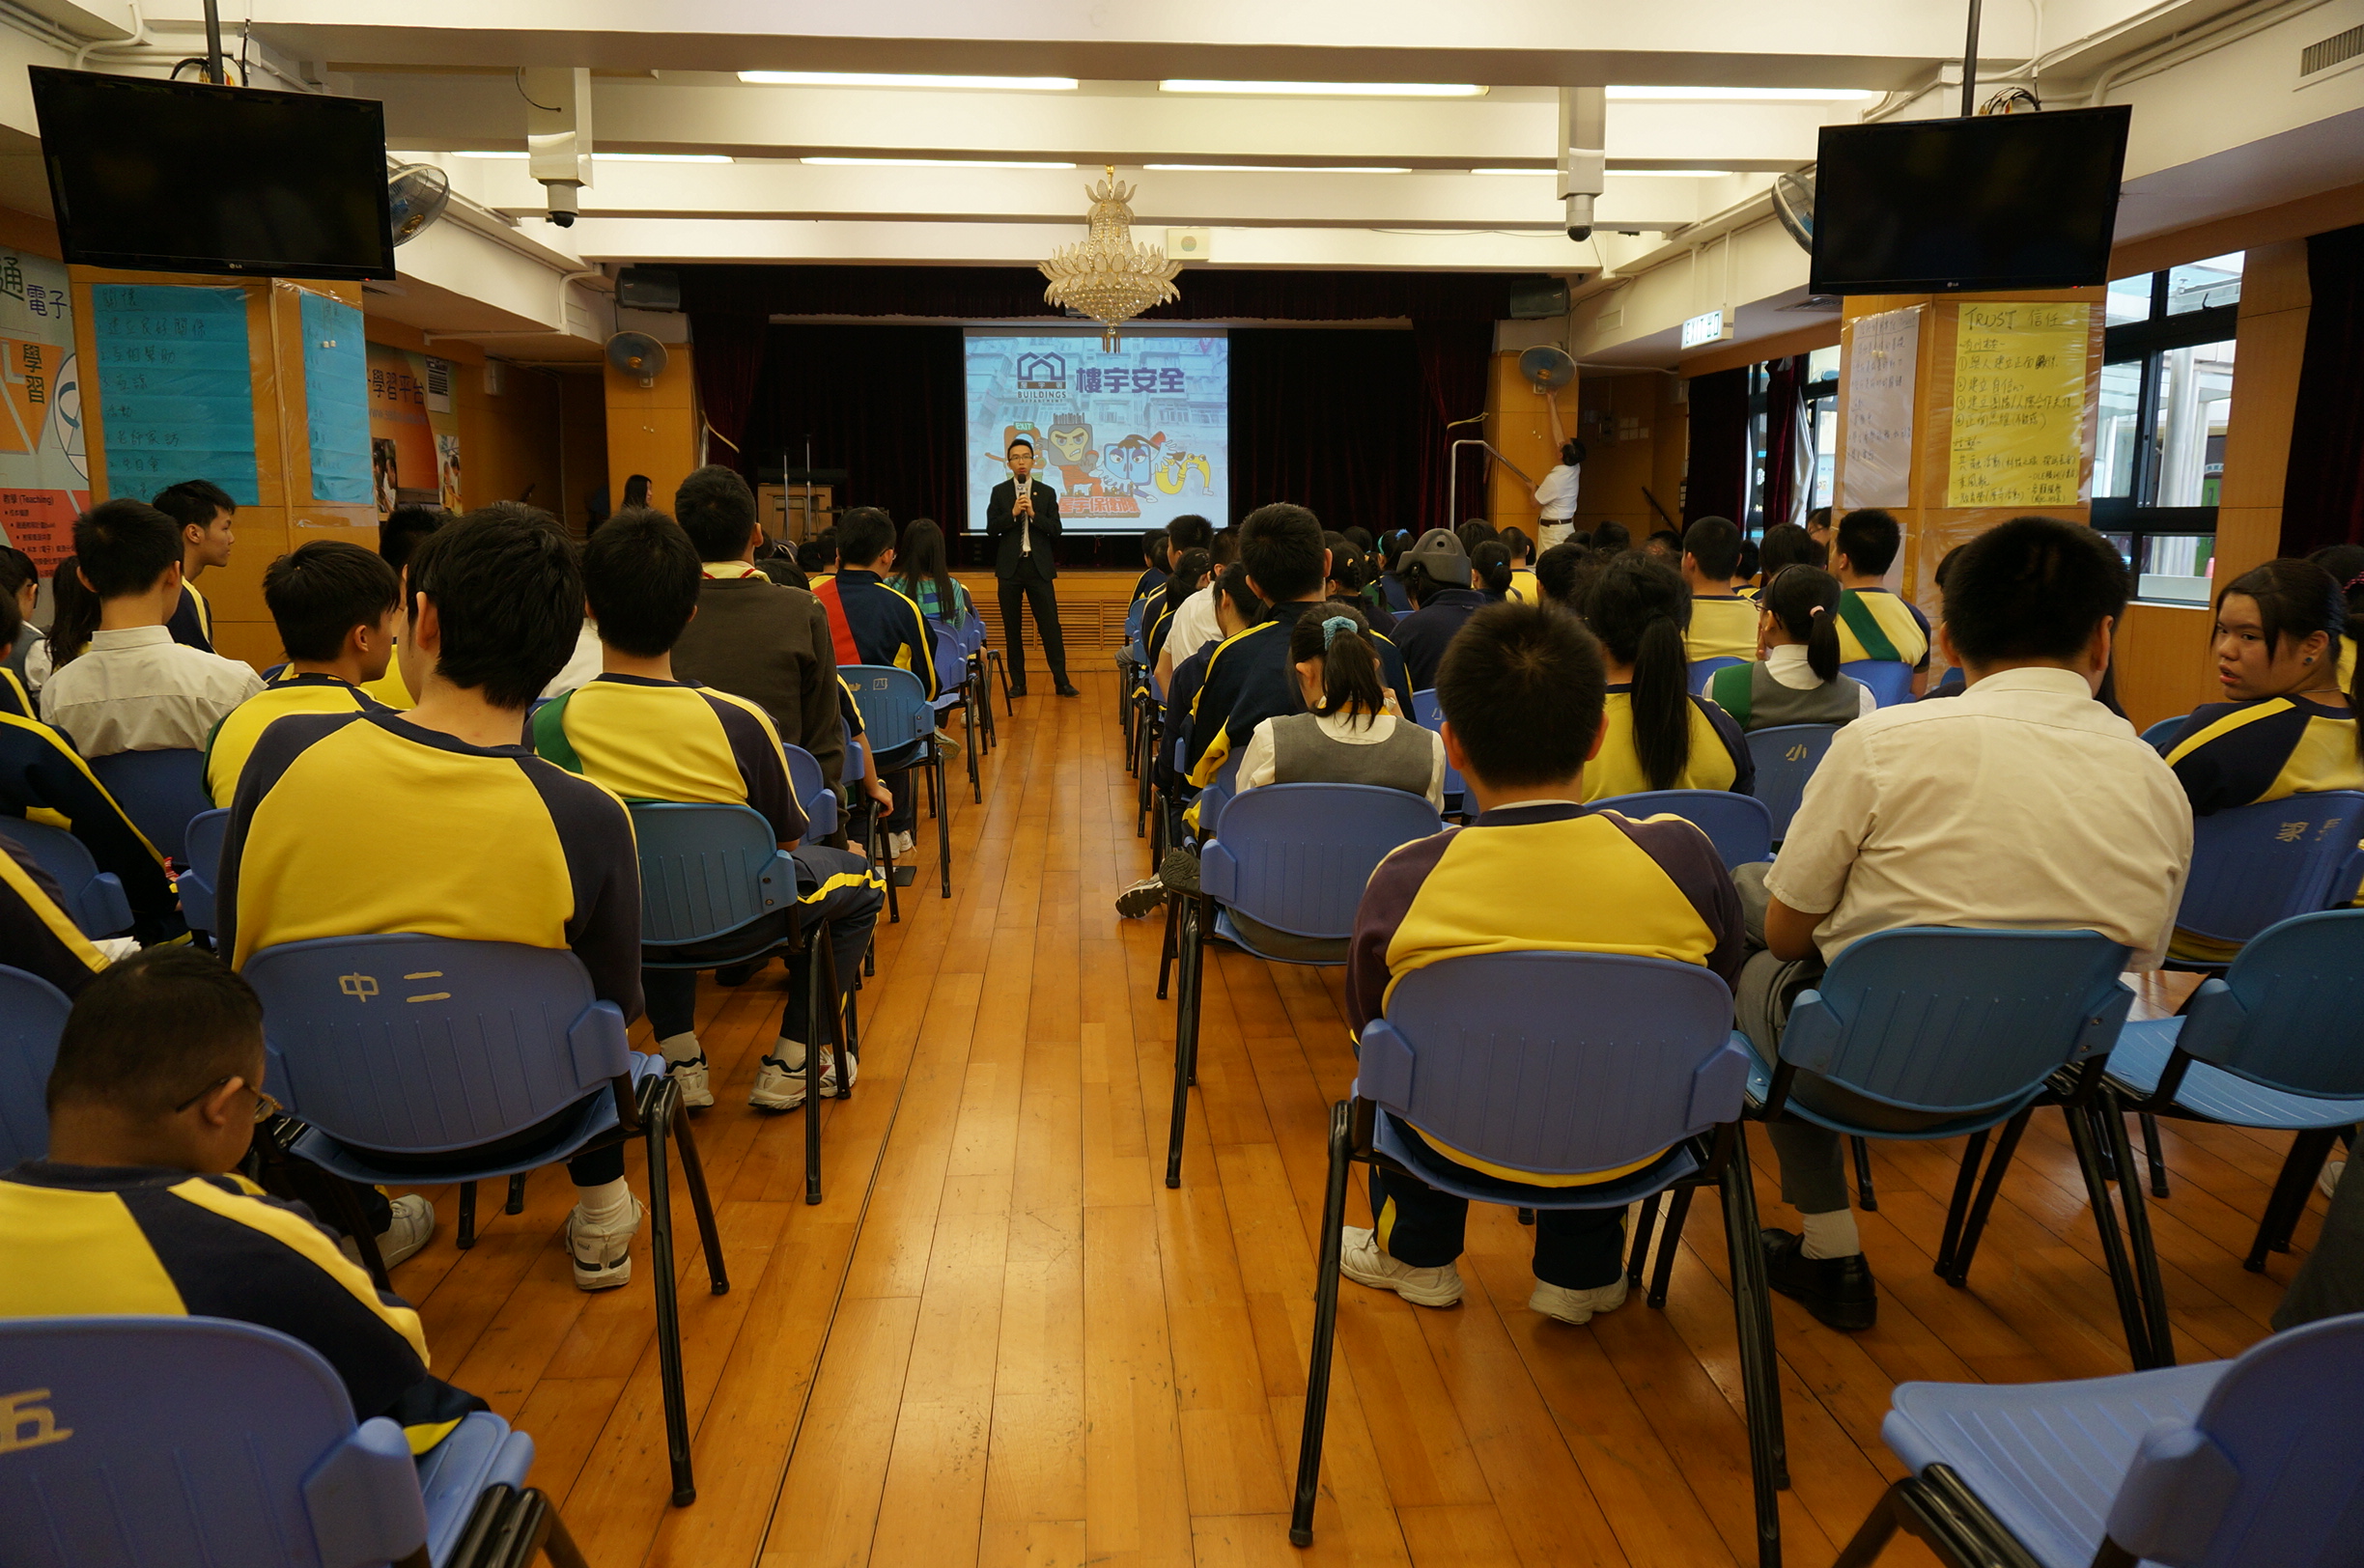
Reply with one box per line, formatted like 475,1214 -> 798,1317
1403,528 -> 1471,588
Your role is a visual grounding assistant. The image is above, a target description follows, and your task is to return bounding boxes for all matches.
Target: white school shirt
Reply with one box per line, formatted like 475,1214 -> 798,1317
1163,584 -> 1224,665
1766,643 -> 1877,717
1763,666 -> 2192,968
39,625 -> 263,758
1534,463 -> 1582,520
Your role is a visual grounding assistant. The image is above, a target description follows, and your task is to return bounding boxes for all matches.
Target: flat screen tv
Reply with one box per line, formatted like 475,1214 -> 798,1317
1809,106 -> 2131,294
30,67 -> 395,281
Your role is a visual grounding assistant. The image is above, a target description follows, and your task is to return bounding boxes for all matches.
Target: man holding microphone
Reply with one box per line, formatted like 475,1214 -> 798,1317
987,435 -> 1077,697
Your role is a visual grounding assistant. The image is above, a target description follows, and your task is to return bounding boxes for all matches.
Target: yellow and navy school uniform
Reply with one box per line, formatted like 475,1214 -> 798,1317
814,568 -> 938,699
218,711 -> 643,1021
0,665 -> 30,718
203,672 -> 389,808
358,643 -> 415,710
1508,568 -> 1539,604
0,1162 -> 484,1451
2161,695 -> 2364,963
1579,686 -> 1755,802
0,834 -> 109,994
1186,600 -> 1417,787
1345,800 -> 1744,1286
0,711 -> 180,943
166,580 -> 214,653
1685,593 -> 1760,664
1130,567 -> 1168,604
1836,587 -> 1931,673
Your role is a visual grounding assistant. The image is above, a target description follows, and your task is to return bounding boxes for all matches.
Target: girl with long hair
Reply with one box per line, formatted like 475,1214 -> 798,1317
1705,565 -> 1873,730
889,518 -> 974,629
1580,554 -> 1752,800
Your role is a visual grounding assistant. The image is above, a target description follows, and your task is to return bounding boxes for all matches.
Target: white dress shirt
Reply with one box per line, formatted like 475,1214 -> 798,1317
1533,463 -> 1582,520
539,621 -> 605,701
1766,643 -> 1877,717
1763,666 -> 2193,968
1163,584 -> 1224,666
39,625 -> 263,758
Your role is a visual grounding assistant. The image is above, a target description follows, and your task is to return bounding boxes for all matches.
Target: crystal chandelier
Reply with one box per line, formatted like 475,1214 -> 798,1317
1038,165 -> 1182,349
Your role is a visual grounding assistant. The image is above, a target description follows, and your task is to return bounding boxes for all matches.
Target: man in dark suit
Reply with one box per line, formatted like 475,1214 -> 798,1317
985,435 -> 1078,697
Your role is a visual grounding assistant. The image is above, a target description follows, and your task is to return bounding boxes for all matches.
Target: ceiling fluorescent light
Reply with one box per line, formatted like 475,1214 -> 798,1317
802,156 -> 1077,169
1144,163 -> 1409,173
452,151 -> 733,163
740,70 -> 1077,91
1471,167 -> 1549,175
1160,79 -> 1483,98
1607,86 -> 1881,101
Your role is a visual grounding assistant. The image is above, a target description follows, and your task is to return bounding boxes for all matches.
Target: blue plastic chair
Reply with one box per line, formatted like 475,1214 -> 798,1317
844,663 -> 951,899
1842,659 -> 1916,708
179,806 -> 231,936
241,933 -> 727,1505
2168,791 -> 2364,961
1289,952 -> 1785,1565
1381,573 -> 1412,613
1835,1310 -> 2364,1568
783,742 -> 839,840
1,817 -> 132,937
87,746 -> 208,862
2142,713 -> 2190,750
1745,723 -> 1840,842
0,962 -> 70,1163
1590,788 -> 1773,869
1409,688 -> 1466,816
0,1316 -> 582,1568
1168,783 -> 1442,1188
1720,927 -> 2174,1369
929,620 -> 983,805
1688,655 -> 1746,695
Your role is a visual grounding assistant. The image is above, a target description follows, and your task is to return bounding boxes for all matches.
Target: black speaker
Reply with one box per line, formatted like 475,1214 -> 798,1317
1507,278 -> 1572,319
616,266 -> 682,312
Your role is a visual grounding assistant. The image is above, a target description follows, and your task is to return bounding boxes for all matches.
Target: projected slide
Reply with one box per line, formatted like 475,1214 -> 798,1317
964,330 -> 1226,532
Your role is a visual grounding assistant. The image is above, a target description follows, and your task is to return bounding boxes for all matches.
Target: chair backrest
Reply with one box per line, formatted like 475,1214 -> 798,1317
1745,723 -> 1840,841
929,621 -> 967,699
179,806 -> 232,935
1199,783 -> 1441,938
627,801 -> 799,946
0,1316 -> 429,1568
1782,927 -> 2133,1118
0,818 -> 132,938
1125,597 -> 1147,639
1841,659 -> 1915,707
1355,951 -> 1752,1177
2141,714 -> 2190,751
2174,910 -> 2364,1100
2174,791 -> 2364,946
244,934 -> 631,1157
2105,1309 -> 2364,1568
1409,688 -> 1466,804
1590,789 -> 1773,869
0,963 -> 70,1163
1687,656 -> 1745,695
86,748 -> 207,862
1381,574 -> 1411,612
843,663 -> 934,763
783,743 -> 839,840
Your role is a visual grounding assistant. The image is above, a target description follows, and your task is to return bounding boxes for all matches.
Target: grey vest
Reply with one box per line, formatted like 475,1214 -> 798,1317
1269,712 -> 1436,797
1738,661 -> 1867,729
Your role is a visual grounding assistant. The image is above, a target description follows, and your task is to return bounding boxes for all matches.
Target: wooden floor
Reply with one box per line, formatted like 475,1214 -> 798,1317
382,674 -> 2322,1568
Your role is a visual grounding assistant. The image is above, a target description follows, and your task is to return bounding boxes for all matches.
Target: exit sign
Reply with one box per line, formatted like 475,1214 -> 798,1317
1681,308 -> 1732,349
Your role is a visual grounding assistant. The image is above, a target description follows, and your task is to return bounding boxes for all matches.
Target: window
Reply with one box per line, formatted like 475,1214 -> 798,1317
1740,349 -> 1842,534
2096,253 -> 2240,603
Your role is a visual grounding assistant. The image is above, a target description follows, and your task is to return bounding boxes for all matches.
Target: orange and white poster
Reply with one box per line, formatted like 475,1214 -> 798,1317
0,249 -> 91,574
366,342 -> 462,517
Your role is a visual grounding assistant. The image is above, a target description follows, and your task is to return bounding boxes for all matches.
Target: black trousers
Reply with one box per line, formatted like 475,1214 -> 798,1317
998,574 -> 1067,686
1371,1124 -> 1628,1290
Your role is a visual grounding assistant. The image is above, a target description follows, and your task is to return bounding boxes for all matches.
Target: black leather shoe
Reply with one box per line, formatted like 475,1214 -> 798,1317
1055,681 -> 1081,697
1760,1227 -> 1877,1331
1009,683 -> 1028,698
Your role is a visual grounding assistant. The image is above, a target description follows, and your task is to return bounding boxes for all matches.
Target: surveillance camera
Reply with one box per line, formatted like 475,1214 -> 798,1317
549,210 -> 577,228
1566,224 -> 1591,242
543,182 -> 580,228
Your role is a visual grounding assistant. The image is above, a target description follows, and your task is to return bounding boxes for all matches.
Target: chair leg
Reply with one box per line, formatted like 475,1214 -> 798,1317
1851,1135 -> 1879,1212
877,817 -> 901,926
1515,1207 -> 1534,1225
805,938 -> 825,1207
1155,893 -> 1178,1000
2139,1112 -> 2171,1199
1627,1194 -> 1661,1285
1289,1099 -> 1355,1548
670,1101 -> 729,1295
936,757 -> 952,899
1934,1129 -> 1989,1280
2097,1091 -> 2174,1368
967,692 -> 982,804
1718,1126 -> 1788,1564
334,1179 -> 391,1292
1165,898 -> 1201,1189
1947,1109 -> 2030,1288
1647,1187 -> 1695,1309
458,1179 -> 479,1248
505,1172 -> 526,1215
642,1087 -> 696,1506
819,936 -> 853,1102
2064,1100 -> 2164,1371
2249,1128 -> 2341,1269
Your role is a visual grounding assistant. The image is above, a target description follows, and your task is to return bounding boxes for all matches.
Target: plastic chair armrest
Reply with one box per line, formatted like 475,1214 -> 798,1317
2069,979 -> 2138,1061
2169,977 -> 2245,1066
302,1416 -> 431,1568
1200,839 -> 1241,903
1358,1020 -> 1414,1108
86,871 -> 133,938
2103,1421 -> 2239,1567
1686,1037 -> 1754,1130
758,849 -> 800,912
567,999 -> 633,1090
1773,990 -> 1840,1076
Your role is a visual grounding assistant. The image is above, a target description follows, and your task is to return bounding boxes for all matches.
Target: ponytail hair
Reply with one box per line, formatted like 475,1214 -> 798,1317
1287,599 -> 1388,724
46,554 -> 99,670
1589,554 -> 1694,790
1471,541 -> 1513,600
1762,564 -> 1844,683
2222,558 -> 2362,764
1168,547 -> 1213,596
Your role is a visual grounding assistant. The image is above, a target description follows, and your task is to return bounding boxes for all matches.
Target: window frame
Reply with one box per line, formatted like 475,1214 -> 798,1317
2094,266 -> 2238,594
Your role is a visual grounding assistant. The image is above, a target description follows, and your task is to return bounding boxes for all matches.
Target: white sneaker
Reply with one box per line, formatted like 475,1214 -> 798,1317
887,829 -> 915,857
821,1043 -> 858,1095
567,1197 -> 643,1291
1529,1275 -> 1630,1326
667,1053 -> 713,1109
2322,1160 -> 2347,1200
342,1194 -> 436,1272
749,1052 -> 810,1110
1338,1224 -> 1463,1307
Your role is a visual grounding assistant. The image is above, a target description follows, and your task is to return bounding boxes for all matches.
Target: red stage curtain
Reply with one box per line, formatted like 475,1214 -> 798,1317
1759,355 -> 1809,534
1228,328 -> 1421,533
2281,222 -> 2364,556
742,324 -> 968,532
1684,368 -> 1750,528
1414,320 -> 1495,532
689,312 -> 767,477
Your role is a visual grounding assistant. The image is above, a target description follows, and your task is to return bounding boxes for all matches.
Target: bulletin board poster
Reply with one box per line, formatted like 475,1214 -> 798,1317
0,249 -> 88,574
1839,304 -> 1920,510
1947,302 -> 2090,510
365,343 -> 461,517
91,283 -> 261,510
300,294 -> 372,506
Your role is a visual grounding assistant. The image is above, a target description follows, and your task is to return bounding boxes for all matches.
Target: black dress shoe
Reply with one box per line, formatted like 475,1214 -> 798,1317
1760,1227 -> 1877,1331
1009,682 -> 1029,698
1055,681 -> 1081,697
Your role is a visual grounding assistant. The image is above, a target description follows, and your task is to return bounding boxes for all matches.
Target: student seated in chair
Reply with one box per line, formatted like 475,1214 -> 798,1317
152,478 -> 237,656
218,504 -> 650,1294
533,508 -> 884,1114
1828,509 -> 1931,695
1580,554 -> 1753,801
1736,516 -> 2191,1332
0,949 -> 483,1451
1679,516 -> 1759,664
2155,557 -> 2364,964
39,499 -> 261,760
1390,529 -> 1486,693
1129,527 -> 1169,606
0,829 -> 112,994
358,506 -> 444,712
204,542 -> 398,807
1338,601 -> 1743,1325
814,507 -> 938,860
1705,565 -> 1874,731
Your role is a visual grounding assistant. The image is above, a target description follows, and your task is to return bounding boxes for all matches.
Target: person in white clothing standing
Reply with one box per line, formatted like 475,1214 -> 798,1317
1534,390 -> 1585,550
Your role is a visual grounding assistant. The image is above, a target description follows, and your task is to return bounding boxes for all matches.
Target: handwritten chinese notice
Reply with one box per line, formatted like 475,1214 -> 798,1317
1947,301 -> 2089,510
1840,305 -> 1921,509
91,284 -> 259,506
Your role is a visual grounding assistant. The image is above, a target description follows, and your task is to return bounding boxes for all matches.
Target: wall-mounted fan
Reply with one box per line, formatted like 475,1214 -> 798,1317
1772,167 -> 1815,254
605,330 -> 669,386
1518,345 -> 1576,394
387,163 -> 451,246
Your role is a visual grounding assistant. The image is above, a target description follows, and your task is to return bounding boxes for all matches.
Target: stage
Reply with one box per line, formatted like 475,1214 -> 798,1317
951,569 -> 1143,662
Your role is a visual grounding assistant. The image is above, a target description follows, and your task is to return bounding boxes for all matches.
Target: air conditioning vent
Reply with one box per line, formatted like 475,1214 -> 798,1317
2299,22 -> 2364,82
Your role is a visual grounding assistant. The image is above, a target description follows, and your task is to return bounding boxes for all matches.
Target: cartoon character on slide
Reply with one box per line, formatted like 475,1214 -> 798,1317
1102,432 -> 1167,496
1044,412 -> 1101,496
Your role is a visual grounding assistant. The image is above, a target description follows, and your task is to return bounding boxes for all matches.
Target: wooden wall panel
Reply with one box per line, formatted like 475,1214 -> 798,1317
605,342 -> 699,521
